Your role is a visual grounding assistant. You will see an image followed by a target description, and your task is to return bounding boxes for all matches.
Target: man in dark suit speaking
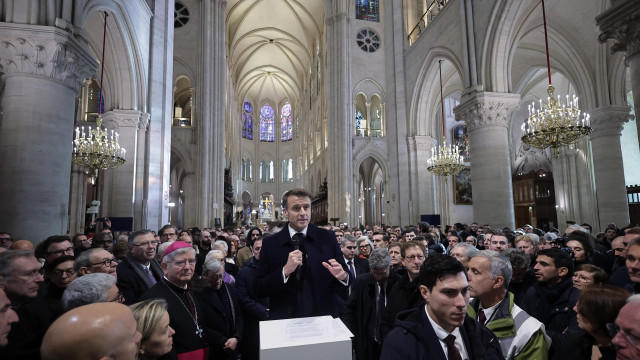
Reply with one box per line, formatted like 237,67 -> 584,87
254,188 -> 350,319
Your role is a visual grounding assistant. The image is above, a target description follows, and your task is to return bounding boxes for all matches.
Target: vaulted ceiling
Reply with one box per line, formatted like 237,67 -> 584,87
226,0 -> 325,105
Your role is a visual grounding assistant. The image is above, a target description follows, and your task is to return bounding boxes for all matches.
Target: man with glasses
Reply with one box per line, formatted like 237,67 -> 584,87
380,241 -> 427,340
0,232 -> 13,250
72,233 -> 91,255
343,248 -> 401,360
117,230 -> 162,305
158,224 -> 179,244
611,295 -> 640,359
74,248 -> 118,277
62,273 -> 124,311
0,250 -> 45,358
141,241 -> 208,360
40,235 -> 74,265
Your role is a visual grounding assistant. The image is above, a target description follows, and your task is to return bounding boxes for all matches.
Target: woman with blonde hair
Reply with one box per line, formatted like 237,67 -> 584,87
130,299 -> 175,360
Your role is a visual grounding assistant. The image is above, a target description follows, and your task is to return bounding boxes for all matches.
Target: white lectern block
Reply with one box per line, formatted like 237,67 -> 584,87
259,316 -> 353,360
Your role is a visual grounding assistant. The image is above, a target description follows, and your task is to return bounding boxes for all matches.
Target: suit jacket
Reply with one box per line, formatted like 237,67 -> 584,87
381,307 -> 504,360
342,272 -> 402,360
116,253 -> 163,305
254,222 -> 350,319
349,256 -> 370,276
196,284 -> 244,360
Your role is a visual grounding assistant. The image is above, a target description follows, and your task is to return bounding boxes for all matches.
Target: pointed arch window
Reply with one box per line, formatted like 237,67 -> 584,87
281,102 -> 293,141
242,100 -> 253,139
260,103 -> 275,142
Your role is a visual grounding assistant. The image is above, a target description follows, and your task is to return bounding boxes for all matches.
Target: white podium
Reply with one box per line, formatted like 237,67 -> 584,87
259,316 -> 353,360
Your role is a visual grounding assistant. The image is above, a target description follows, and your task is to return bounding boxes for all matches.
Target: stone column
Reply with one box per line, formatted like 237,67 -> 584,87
412,136 -> 438,219
454,91 -> 520,229
0,26 -> 95,242
597,1 -> 640,142
326,8 -> 355,226
589,106 -> 632,229
100,110 -> 143,219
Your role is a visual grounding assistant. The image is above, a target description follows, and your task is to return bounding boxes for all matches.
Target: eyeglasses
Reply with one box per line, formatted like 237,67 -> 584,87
606,323 -> 640,347
170,259 -> 196,268
91,258 -> 117,267
0,237 -> 12,243
405,255 -> 426,261
161,233 -> 178,238
358,245 -> 371,249
47,247 -> 74,256
52,268 -> 75,277
9,268 -> 44,280
132,241 -> 159,247
109,292 -> 125,303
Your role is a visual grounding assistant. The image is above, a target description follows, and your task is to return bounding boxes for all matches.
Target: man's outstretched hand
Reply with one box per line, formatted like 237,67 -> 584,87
322,259 -> 348,281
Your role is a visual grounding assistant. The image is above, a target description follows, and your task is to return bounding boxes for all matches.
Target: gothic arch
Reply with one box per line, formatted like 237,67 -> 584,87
410,49 -> 464,136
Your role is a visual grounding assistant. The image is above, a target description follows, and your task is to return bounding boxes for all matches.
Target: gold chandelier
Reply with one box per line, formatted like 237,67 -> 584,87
71,12 -> 126,176
520,0 -> 591,158
427,60 -> 465,179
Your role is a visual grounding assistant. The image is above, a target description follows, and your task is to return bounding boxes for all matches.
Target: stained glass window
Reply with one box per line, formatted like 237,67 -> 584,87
356,0 -> 379,22
242,99 -> 253,139
281,102 -> 293,141
260,103 -> 275,142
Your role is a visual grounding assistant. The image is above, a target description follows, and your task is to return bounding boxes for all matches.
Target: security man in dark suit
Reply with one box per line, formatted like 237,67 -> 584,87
254,188 -> 351,319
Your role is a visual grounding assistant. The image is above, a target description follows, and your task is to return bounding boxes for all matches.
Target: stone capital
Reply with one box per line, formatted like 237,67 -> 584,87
454,91 -> 521,131
0,23 -> 96,90
414,135 -> 438,152
139,113 -> 150,131
101,110 -> 144,129
597,0 -> 640,65
588,105 -> 633,139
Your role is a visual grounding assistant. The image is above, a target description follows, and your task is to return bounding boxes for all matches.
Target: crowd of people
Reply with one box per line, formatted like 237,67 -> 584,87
0,188 -> 639,360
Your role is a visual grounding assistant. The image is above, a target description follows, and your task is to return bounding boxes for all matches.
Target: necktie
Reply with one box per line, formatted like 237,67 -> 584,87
444,334 -> 462,360
375,283 -> 385,343
478,309 -> 486,325
347,260 -> 355,290
144,266 -> 157,285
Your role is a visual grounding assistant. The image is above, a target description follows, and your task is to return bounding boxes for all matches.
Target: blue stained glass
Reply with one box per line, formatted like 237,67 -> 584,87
281,102 -> 293,141
356,0 -> 379,22
260,103 -> 275,142
242,99 -> 254,139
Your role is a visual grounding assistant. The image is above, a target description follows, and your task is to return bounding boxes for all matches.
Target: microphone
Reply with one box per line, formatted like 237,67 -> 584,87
291,236 -> 300,251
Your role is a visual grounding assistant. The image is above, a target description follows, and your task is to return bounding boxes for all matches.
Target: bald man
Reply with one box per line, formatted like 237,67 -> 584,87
9,240 -> 34,251
41,302 -> 141,360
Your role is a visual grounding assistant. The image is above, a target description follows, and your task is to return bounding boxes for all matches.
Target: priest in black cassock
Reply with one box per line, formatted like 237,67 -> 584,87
140,241 -> 209,360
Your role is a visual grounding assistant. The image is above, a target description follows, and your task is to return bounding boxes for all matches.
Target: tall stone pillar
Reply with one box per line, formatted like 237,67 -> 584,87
412,136 -> 438,218
454,91 -> 520,229
326,8 -> 355,226
0,27 -> 95,241
100,110 -> 143,219
597,1 -> 640,141
589,106 -> 632,229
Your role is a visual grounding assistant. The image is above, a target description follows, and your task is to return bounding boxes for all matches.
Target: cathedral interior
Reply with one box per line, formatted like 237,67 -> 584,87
0,0 -> 639,242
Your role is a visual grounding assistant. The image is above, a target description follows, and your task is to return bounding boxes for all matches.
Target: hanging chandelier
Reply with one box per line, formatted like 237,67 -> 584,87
427,60 -> 465,179
72,12 -> 126,176
520,0 -> 591,158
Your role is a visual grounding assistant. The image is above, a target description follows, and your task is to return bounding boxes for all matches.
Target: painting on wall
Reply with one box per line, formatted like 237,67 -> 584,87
452,124 -> 470,161
454,167 -> 472,205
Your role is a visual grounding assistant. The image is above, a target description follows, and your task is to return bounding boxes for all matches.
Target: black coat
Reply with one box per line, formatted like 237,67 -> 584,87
342,272 -> 401,360
254,223 -> 350,319
380,307 -> 504,360
380,273 -> 424,340
552,331 -> 616,360
235,257 -> 268,360
196,284 -> 244,360
116,253 -> 163,305
520,277 -> 581,348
